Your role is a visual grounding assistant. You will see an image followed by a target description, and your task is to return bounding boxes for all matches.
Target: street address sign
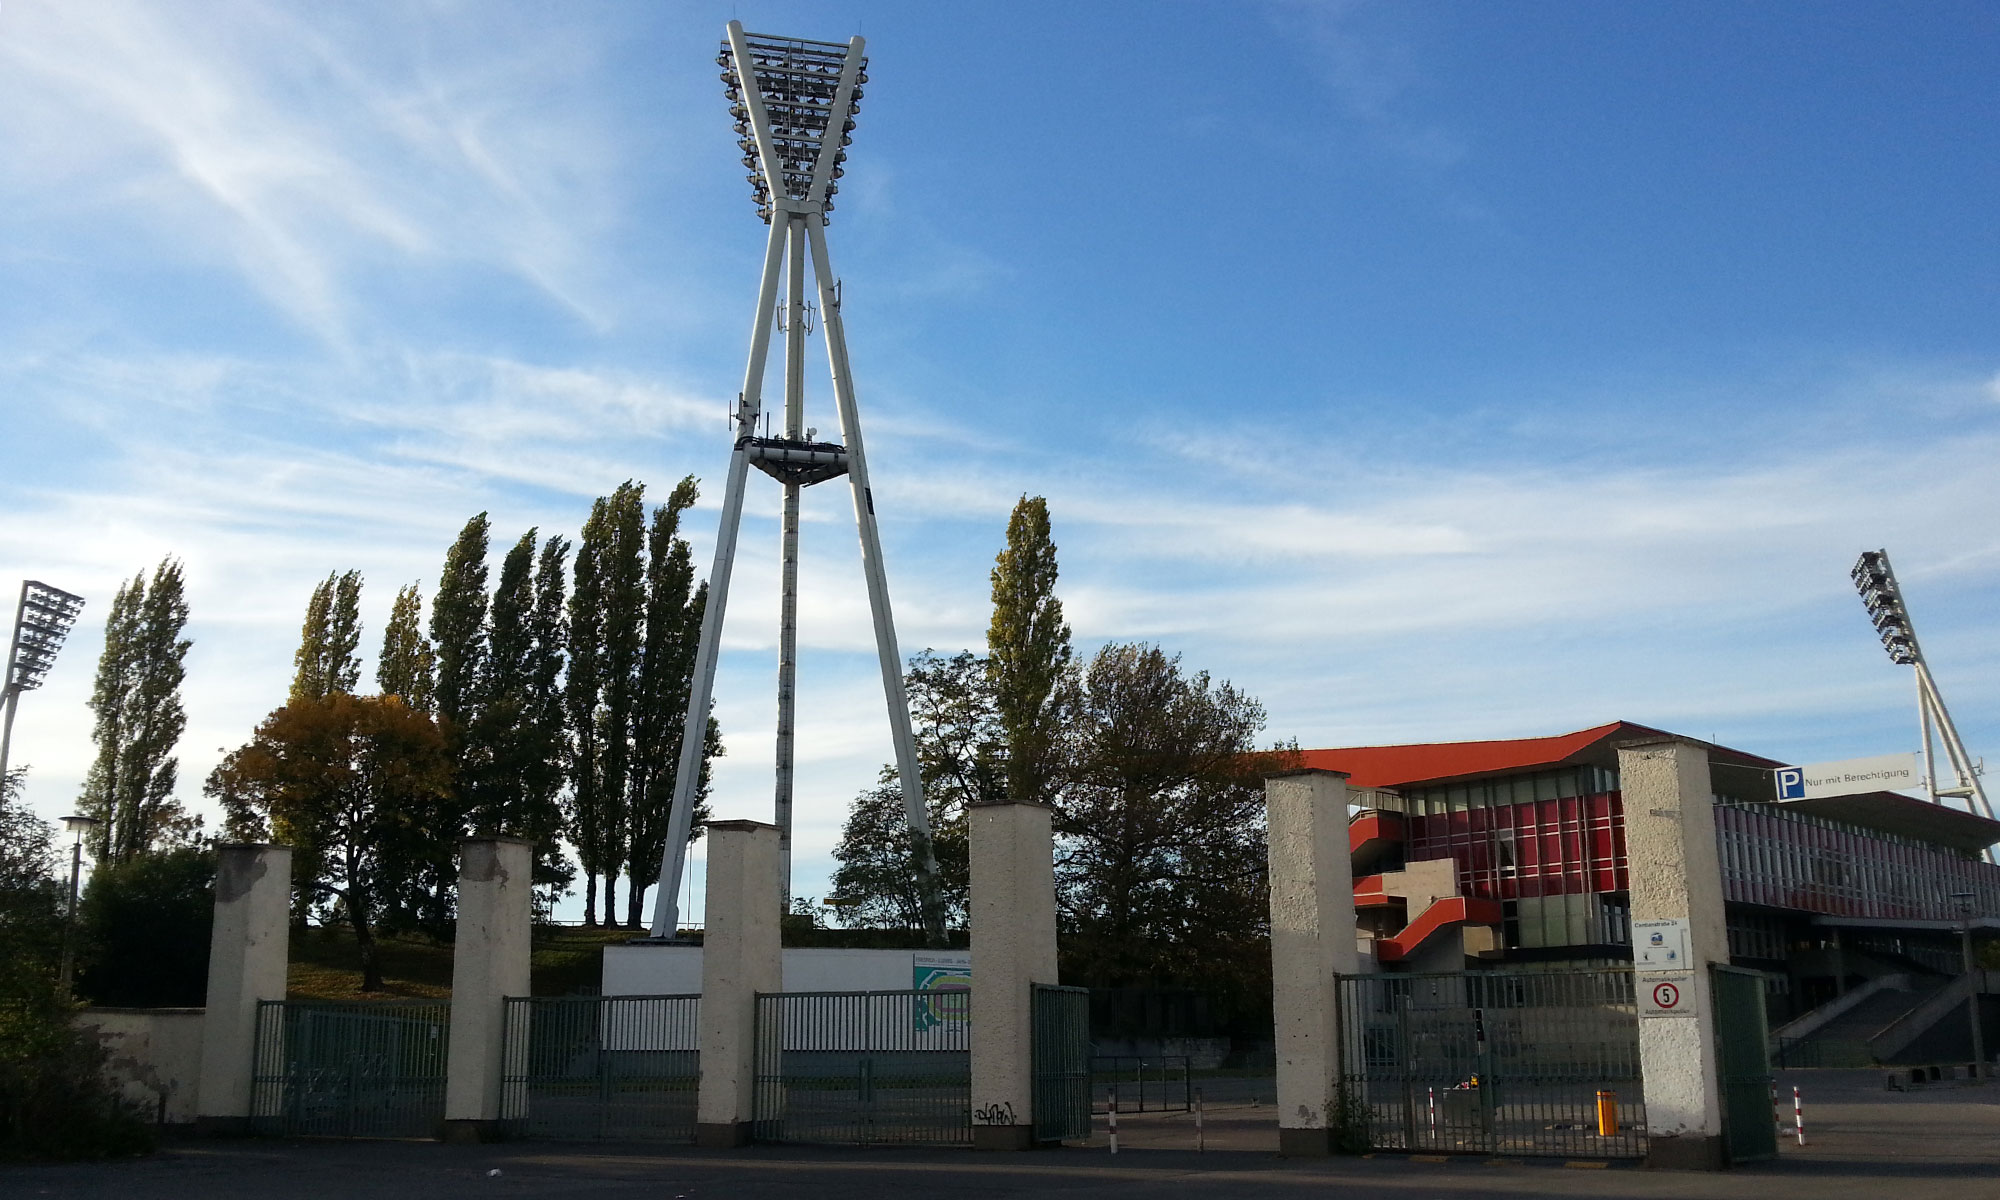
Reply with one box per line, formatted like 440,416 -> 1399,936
1774,752 -> 1919,801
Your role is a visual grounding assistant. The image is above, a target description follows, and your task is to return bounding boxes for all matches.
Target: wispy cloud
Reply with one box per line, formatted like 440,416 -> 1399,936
0,0 -> 629,342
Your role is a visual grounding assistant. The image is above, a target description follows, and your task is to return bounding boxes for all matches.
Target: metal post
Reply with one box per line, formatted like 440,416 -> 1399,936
1962,901 -> 1986,1073
1108,1085 -> 1118,1154
648,211 -> 788,940
1195,1086 -> 1204,1152
774,214 -> 807,913
0,687 -> 19,790
57,832 -> 83,996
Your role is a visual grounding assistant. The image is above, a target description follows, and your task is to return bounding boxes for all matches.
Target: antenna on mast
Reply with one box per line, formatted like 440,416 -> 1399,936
1851,549 -> 1993,830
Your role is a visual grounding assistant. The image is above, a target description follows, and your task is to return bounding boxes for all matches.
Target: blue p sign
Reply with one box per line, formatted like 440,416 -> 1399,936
1775,767 -> 1805,800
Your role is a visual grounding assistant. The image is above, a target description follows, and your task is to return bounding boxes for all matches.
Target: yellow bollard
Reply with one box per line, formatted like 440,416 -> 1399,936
1596,1090 -> 1619,1137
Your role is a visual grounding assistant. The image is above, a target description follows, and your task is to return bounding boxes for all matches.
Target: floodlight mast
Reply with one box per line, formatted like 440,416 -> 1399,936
0,581 -> 87,788
649,23 -> 945,942
1851,550 -> 1993,830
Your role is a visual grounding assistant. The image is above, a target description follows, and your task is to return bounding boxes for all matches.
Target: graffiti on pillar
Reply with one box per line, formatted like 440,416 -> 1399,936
972,1101 -> 1017,1125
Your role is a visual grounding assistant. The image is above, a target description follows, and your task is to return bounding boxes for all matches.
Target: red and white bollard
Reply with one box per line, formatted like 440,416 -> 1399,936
1793,1086 -> 1806,1146
1772,1080 -> 1783,1143
1428,1086 -> 1438,1141
1195,1086 -> 1204,1153
1108,1085 -> 1119,1155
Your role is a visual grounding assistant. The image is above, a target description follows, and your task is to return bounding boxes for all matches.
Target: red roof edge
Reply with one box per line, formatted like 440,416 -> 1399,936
1297,720 -> 1781,790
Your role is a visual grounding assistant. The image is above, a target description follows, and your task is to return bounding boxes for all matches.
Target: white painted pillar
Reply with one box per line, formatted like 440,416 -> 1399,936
968,800 -> 1059,1149
1265,768 -> 1358,1156
195,843 -> 291,1135
696,820 -> 782,1147
442,836 -> 534,1143
1618,738 -> 1730,1170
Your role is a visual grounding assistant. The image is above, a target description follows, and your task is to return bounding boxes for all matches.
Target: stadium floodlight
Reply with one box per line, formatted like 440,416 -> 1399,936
0,580 -> 87,787
1851,550 -> 1992,827
649,23 -> 944,942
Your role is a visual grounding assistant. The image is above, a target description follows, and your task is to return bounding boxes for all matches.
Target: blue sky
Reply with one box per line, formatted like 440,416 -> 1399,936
3,1 -> 1996,921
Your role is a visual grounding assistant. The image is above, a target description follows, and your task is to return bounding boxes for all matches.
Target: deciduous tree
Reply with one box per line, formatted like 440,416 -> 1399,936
206,694 -> 452,991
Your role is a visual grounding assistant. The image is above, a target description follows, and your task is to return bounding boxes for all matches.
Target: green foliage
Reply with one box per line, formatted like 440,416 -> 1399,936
290,570 -> 363,704
78,558 -> 197,864
624,478 -> 714,928
464,531 -> 568,885
0,1007 -> 154,1161
1330,1084 -> 1374,1154
75,847 -> 213,1008
828,650 -> 994,929
431,513 -> 491,729
566,479 -> 715,928
206,693 -> 453,990
988,496 -> 1072,808
377,583 -> 437,712
1055,643 -> 1285,1024
0,774 -> 147,1161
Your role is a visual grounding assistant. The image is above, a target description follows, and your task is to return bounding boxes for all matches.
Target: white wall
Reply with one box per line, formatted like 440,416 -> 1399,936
603,945 -> 969,996
76,1007 -> 205,1125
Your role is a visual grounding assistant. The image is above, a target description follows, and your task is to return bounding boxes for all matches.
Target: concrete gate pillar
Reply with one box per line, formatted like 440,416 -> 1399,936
442,836 -> 534,1143
1264,768 -> 1359,1156
1617,738 -> 1730,1170
968,799 -> 1059,1149
696,820 -> 782,1147
195,843 -> 292,1135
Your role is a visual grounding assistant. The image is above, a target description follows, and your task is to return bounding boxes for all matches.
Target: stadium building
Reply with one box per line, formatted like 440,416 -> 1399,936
1302,720 -> 2000,1063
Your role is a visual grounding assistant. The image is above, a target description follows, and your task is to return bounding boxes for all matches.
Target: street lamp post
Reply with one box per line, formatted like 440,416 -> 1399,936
1952,891 -> 1985,1076
56,814 -> 100,997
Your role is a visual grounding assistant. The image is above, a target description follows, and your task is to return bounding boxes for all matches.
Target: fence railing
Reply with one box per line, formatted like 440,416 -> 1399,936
753,989 -> 970,1145
500,994 -> 700,1142
250,999 -> 450,1138
1091,1055 -> 1191,1113
1336,968 -> 1647,1159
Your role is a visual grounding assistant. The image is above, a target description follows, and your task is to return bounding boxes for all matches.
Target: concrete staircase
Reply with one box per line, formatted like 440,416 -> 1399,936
1775,974 -> 1989,1067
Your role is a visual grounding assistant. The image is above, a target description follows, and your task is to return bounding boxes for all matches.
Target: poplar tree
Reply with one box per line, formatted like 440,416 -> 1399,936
467,531 -> 566,867
78,558 -> 195,863
987,496 -> 1073,807
528,535 -> 574,898
431,514 -> 491,730
594,482 -> 647,924
623,478 -> 716,928
377,583 -> 436,712
566,500 -> 609,926
290,570 -> 362,704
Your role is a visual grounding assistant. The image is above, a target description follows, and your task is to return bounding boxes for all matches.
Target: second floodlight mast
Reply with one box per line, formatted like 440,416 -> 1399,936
649,23 -> 945,942
1852,550 -> 1993,827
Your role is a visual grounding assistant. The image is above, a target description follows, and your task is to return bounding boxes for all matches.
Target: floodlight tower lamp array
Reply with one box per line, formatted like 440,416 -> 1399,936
1851,550 -> 1992,827
0,580 -> 87,789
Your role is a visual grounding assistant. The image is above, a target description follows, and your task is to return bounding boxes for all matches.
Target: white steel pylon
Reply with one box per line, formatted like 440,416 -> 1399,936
649,23 -> 944,940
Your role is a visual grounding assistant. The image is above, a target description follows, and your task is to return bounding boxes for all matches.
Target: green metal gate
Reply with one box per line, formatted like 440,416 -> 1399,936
1712,965 -> 1777,1163
753,989 -> 970,1145
1336,968 -> 1646,1159
1030,984 -> 1090,1143
250,999 -> 449,1138
500,994 -> 700,1141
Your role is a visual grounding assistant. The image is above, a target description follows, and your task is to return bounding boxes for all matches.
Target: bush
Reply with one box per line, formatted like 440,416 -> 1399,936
77,847 -> 214,1007
0,1001 -> 155,1161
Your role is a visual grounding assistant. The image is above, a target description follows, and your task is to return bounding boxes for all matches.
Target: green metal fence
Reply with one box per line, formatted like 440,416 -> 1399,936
1031,985 -> 1091,1143
1089,1055 -> 1191,1113
250,999 -> 450,1138
1713,965 -> 1777,1163
1335,968 -> 1646,1159
500,994 -> 700,1142
753,989 -> 970,1145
